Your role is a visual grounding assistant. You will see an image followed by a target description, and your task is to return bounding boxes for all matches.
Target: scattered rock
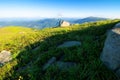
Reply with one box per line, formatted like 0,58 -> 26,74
32,46 -> 41,52
58,41 -> 81,48
55,61 -> 77,70
114,23 -> 120,28
0,50 -> 12,66
100,23 -> 120,76
60,21 -> 70,27
43,57 -> 56,71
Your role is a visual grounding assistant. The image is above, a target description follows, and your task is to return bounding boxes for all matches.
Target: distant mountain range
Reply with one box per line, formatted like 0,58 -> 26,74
0,17 -> 109,29
74,17 -> 107,23
0,19 -> 61,29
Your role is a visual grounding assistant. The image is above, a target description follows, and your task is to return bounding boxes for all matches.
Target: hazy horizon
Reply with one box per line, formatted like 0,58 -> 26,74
0,0 -> 120,19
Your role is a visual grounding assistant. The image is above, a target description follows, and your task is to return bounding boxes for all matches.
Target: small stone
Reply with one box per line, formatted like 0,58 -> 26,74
43,57 -> 56,71
58,41 -> 81,48
0,50 -> 12,65
32,46 -> 40,52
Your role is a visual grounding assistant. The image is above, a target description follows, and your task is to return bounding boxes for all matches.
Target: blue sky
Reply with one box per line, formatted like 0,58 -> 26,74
0,0 -> 120,18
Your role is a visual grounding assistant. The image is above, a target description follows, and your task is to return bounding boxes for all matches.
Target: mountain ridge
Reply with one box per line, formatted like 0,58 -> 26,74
0,17 -> 109,29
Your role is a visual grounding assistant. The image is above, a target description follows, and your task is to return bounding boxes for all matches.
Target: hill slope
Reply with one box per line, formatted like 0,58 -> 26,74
0,20 -> 120,80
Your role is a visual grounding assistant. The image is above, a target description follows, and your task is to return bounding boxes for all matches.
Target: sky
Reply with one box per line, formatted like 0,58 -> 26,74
0,0 -> 120,18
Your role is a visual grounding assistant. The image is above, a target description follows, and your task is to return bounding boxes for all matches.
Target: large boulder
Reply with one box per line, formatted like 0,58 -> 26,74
0,50 -> 12,66
58,41 -> 81,48
100,23 -> 120,76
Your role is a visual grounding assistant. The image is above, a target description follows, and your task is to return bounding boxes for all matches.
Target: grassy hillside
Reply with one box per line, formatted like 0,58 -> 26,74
0,20 -> 120,80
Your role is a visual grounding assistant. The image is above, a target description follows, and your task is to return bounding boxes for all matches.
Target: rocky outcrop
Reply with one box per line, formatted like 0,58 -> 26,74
0,50 -> 12,66
60,21 -> 70,27
42,41 -> 81,71
100,23 -> 120,76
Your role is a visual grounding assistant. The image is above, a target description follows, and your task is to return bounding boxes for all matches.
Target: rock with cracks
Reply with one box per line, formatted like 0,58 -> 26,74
100,23 -> 120,76
0,50 -> 12,66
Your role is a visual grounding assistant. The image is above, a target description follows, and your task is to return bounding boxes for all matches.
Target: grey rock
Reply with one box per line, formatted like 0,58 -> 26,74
32,46 -> 40,52
58,41 -> 81,48
60,21 -> 70,27
43,57 -> 56,71
0,50 -> 12,65
55,61 -> 77,70
100,23 -> 120,76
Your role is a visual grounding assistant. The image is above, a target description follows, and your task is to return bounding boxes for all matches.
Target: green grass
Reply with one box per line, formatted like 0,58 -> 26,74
0,20 -> 120,80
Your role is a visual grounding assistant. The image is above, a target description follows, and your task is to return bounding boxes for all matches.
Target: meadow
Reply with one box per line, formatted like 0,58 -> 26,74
0,20 -> 120,80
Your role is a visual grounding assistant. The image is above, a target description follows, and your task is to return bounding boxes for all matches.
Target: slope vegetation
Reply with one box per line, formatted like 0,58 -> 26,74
0,20 -> 120,80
